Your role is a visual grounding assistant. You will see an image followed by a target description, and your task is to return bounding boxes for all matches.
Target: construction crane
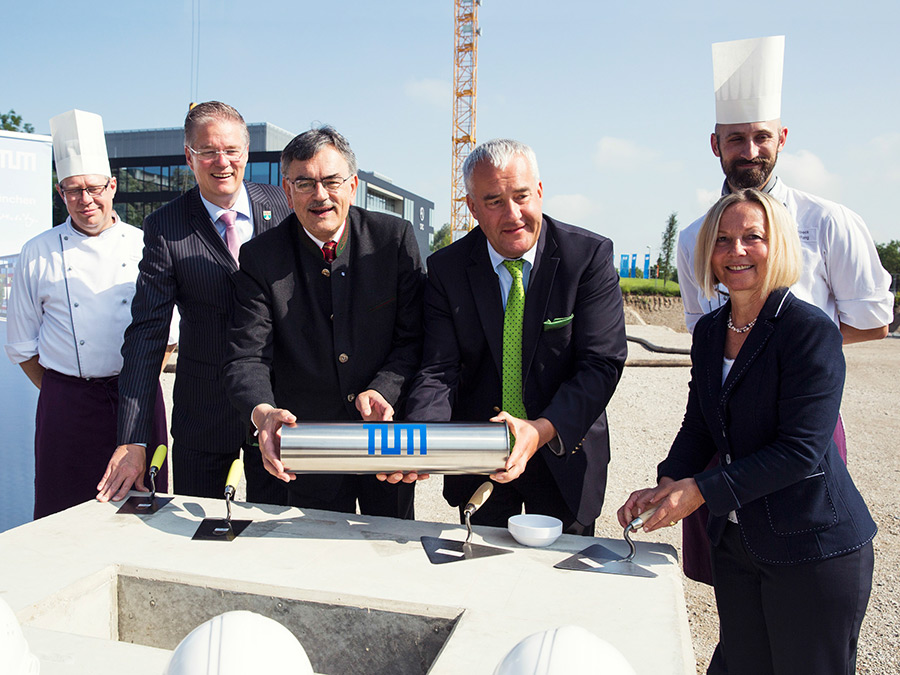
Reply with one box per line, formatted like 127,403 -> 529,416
450,0 -> 480,241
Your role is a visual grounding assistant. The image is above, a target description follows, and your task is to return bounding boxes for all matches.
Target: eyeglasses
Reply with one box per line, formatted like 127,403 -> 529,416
286,175 -> 352,194
58,179 -> 111,201
186,146 -> 247,161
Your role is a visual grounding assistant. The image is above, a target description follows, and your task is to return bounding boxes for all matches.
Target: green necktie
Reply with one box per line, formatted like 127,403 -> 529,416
502,260 -> 528,428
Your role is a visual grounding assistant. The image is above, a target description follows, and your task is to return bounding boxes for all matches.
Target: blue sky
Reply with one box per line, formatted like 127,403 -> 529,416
4,1 -> 898,260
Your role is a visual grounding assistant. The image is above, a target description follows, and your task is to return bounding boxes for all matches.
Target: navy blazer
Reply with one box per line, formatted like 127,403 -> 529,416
405,217 -> 627,524
658,288 -> 876,564
118,182 -> 291,453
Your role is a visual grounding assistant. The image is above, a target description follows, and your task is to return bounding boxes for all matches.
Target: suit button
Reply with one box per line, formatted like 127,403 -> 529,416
347,393 -> 355,402
493,406 -> 500,413
339,353 -> 349,363
322,268 -> 331,277
330,314 -> 334,321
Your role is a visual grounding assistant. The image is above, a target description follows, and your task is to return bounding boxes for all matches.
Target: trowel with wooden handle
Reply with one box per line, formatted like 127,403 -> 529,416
116,444 -> 173,514
554,506 -> 659,578
421,481 -> 513,564
191,459 -> 252,541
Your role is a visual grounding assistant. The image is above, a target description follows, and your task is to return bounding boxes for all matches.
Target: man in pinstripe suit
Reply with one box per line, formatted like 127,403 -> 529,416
97,102 -> 292,503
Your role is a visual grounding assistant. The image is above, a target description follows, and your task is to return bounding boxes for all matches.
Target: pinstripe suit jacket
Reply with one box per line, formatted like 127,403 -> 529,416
117,182 -> 291,454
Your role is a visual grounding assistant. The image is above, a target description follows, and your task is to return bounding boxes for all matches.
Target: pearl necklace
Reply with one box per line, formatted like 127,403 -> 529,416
727,312 -> 756,334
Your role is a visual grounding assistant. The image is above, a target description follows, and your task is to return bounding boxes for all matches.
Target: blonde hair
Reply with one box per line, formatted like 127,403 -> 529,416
694,189 -> 802,299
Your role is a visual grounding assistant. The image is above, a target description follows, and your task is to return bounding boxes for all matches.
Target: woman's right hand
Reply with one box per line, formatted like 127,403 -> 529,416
617,484 -> 667,528
618,477 -> 705,532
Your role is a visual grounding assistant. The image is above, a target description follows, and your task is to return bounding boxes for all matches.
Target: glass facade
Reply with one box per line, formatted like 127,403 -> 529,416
366,191 -> 403,217
101,143 -> 434,261
108,154 -> 282,227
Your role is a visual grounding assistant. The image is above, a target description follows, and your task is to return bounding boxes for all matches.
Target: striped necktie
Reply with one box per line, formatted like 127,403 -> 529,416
323,240 -> 337,263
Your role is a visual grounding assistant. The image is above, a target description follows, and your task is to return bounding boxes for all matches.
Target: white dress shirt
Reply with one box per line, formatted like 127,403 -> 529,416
303,221 -> 346,251
200,184 -> 254,247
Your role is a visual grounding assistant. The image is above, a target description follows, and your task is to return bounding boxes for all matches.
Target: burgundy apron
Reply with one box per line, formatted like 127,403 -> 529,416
33,370 -> 168,519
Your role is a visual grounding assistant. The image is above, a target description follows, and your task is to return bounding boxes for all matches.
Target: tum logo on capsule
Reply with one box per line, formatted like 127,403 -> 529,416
364,423 -> 427,455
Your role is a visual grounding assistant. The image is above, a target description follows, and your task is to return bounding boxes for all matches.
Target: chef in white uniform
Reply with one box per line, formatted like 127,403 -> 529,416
678,35 -> 893,342
674,37 -> 894,672
4,109 -> 175,519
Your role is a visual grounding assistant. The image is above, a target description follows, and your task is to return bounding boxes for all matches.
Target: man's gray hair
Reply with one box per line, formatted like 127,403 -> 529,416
280,125 -> 358,176
183,101 -> 249,147
462,139 -> 540,194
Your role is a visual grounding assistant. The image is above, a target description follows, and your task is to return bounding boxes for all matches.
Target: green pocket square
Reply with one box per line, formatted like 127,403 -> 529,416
543,314 -> 574,330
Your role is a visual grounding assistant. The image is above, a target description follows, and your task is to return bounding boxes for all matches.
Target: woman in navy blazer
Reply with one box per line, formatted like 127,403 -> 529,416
619,189 -> 875,675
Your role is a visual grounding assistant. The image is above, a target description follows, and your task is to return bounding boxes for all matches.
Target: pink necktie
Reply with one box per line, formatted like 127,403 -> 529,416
220,210 -> 240,263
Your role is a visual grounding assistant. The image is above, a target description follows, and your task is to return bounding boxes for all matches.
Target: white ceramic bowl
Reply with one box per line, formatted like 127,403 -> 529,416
507,514 -> 563,547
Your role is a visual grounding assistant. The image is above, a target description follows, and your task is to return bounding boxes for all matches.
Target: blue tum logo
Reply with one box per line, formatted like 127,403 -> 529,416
364,423 -> 427,455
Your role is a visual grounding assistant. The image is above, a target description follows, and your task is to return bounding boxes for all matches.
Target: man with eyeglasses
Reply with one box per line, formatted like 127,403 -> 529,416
97,101 -> 291,504
5,109 -> 175,518
221,126 -> 425,517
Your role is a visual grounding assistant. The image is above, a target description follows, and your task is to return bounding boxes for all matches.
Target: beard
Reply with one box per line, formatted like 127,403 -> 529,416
721,154 -> 777,189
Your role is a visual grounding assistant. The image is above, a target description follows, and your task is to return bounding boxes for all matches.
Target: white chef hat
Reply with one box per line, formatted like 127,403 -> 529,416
712,35 -> 784,125
49,109 -> 111,181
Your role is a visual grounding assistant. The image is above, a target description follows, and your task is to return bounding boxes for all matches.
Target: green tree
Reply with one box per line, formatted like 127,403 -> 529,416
875,240 -> 900,276
431,222 -> 453,252
1,109 -> 34,133
659,212 -> 678,287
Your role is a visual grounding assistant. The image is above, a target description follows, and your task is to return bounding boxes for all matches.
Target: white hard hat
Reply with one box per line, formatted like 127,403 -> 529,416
164,610 -> 313,675
0,596 -> 39,675
494,625 -> 636,675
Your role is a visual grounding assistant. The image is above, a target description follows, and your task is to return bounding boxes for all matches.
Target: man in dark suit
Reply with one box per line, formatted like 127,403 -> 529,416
97,101 -> 292,502
402,139 -> 627,534
221,126 -> 425,517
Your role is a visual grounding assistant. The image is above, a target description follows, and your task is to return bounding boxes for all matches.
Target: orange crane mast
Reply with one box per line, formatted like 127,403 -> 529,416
450,0 -> 480,241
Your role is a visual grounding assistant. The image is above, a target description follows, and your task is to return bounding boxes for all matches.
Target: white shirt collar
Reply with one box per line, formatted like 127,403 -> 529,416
199,184 -> 251,224
63,211 -> 121,239
304,221 -> 347,250
486,237 -> 538,273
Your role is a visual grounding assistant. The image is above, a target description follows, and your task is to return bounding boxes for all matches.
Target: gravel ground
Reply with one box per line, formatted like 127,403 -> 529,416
410,332 -> 900,673
161,326 -> 899,673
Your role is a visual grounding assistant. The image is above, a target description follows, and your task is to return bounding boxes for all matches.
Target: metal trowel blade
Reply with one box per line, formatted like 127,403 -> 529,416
554,544 -> 658,578
116,495 -> 173,515
191,519 -> 252,541
421,536 -> 512,565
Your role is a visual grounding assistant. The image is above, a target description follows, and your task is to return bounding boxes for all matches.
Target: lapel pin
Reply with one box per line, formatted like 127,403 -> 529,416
263,210 -> 272,221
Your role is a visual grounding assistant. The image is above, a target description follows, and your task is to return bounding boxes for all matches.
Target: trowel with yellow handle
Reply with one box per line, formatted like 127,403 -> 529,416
421,481 -> 513,564
191,459 -> 252,541
554,505 -> 659,578
116,444 -> 173,514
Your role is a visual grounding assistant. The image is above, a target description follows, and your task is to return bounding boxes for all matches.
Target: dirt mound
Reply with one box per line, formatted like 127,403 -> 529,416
624,295 -> 688,333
